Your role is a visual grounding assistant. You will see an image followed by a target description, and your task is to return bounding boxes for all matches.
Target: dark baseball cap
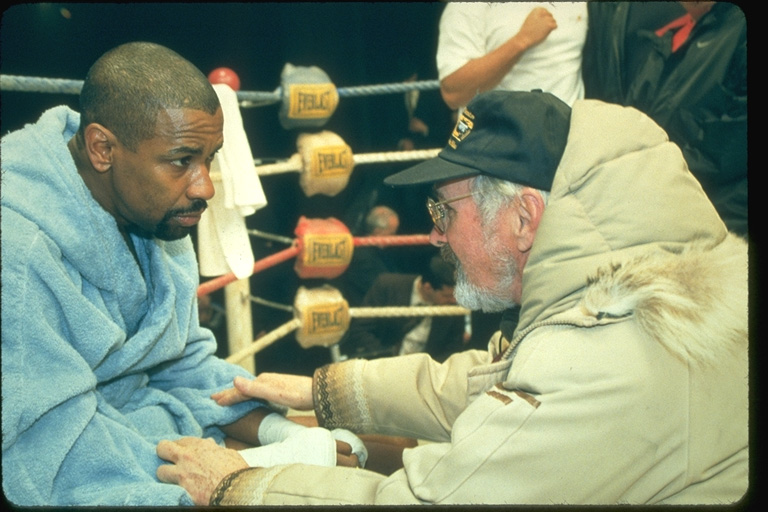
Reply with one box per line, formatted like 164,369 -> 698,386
383,90 -> 571,191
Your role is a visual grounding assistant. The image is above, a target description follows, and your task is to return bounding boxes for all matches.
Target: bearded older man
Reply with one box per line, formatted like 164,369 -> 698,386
156,90 -> 748,506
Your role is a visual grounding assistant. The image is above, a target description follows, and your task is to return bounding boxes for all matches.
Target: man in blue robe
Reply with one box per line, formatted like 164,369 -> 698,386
1,42 -> 362,506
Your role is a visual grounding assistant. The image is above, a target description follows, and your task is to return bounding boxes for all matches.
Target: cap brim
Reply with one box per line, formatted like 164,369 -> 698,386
383,155 -> 480,187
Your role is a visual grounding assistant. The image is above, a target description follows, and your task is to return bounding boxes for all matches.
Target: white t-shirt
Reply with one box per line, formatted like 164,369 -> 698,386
437,2 -> 588,107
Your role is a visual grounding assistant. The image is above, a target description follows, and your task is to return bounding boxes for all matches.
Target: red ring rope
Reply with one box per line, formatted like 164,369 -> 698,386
197,245 -> 301,297
197,234 -> 430,297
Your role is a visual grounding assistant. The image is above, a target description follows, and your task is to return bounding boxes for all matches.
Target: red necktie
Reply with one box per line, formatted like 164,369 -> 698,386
655,13 -> 696,52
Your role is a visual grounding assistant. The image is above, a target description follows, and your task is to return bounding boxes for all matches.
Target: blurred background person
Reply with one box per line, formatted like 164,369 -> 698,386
583,1 -> 747,237
437,2 -> 588,110
340,254 -> 465,362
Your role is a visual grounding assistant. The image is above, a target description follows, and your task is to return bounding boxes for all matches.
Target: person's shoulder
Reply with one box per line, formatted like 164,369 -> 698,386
380,272 -> 418,280
442,1 -> 491,19
373,272 -> 418,286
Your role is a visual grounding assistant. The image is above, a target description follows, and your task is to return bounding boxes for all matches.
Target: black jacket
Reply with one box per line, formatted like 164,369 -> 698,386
583,2 -> 747,236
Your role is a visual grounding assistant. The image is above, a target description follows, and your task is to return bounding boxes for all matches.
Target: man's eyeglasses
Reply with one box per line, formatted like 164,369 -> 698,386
426,193 -> 474,234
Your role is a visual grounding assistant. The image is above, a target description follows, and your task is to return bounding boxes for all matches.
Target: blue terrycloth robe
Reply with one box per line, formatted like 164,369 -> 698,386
1,106 -> 266,506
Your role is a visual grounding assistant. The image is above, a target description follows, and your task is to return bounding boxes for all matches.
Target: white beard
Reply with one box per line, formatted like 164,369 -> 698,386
440,234 -> 519,313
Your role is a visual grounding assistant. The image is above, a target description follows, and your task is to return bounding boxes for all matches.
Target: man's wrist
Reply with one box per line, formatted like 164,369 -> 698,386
507,33 -> 533,55
257,412 -> 305,445
210,466 -> 278,506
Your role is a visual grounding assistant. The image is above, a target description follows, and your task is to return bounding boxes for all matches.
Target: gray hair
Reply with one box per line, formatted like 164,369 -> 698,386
470,174 -> 549,227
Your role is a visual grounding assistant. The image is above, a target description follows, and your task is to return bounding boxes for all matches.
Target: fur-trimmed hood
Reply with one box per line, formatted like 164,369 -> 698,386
517,100 -> 748,366
578,234 -> 747,366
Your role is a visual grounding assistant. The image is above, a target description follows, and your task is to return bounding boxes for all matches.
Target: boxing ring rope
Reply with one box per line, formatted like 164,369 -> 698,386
226,318 -> 302,364
197,234 -> 430,298
246,229 -> 295,245
0,75 -> 84,94
0,74 -> 441,182
198,246 -> 301,298
238,148 -> 441,178
0,74 -> 440,107
225,304 -> 470,365
250,295 -> 294,313
199,231 -> 442,365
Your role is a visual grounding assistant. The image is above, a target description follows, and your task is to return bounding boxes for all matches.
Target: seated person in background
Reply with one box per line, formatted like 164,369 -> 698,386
331,205 -> 401,307
0,41 -> 363,508
365,204 -> 400,237
341,254 -> 465,362
466,310 -> 506,351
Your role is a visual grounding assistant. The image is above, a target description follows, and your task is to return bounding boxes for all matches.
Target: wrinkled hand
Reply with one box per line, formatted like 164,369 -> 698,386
517,7 -> 557,48
212,373 -> 314,410
157,437 -> 248,506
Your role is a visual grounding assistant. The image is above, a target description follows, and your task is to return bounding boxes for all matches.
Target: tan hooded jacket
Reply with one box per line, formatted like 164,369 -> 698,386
212,100 -> 749,505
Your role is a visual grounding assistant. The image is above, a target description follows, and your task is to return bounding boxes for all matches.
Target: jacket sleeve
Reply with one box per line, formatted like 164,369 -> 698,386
210,318 -> 740,505
582,2 -> 627,102
313,351 -> 488,440
210,464 -> 424,506
207,351 -> 527,506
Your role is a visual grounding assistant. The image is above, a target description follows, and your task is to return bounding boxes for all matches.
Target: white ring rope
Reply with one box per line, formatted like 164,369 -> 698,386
210,148 -> 440,181
246,229 -> 295,245
250,295 -> 294,313
350,305 -> 470,318
227,304 -> 470,364
226,319 -> 301,364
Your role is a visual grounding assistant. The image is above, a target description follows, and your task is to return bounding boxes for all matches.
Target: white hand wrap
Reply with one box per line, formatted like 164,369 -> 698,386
256,412 -> 306,445
247,412 -> 369,469
240,427 -> 335,468
331,428 -> 368,468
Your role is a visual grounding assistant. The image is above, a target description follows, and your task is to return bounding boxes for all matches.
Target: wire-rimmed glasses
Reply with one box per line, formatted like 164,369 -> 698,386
426,193 -> 474,234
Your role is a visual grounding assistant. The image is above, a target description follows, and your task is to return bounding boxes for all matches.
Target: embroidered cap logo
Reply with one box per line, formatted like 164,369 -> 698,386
448,108 -> 474,149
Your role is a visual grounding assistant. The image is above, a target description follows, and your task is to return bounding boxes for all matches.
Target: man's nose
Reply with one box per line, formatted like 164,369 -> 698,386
429,226 -> 447,247
189,164 -> 215,201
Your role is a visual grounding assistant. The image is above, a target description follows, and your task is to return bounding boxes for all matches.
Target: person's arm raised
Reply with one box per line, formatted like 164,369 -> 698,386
441,7 -> 557,110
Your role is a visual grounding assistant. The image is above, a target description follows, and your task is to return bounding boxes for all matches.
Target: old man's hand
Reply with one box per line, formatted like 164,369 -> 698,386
212,373 -> 314,411
157,437 -> 248,506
